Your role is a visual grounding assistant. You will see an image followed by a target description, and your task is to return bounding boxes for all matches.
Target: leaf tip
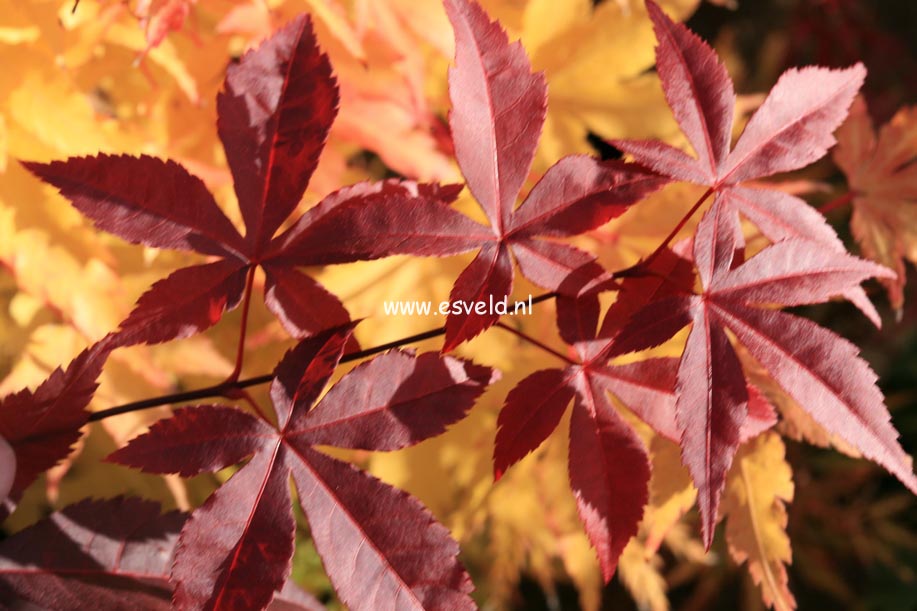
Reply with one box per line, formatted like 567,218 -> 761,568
850,60 -> 868,81
18,158 -> 53,182
644,0 -> 665,19
701,524 -> 716,552
644,0 -> 677,38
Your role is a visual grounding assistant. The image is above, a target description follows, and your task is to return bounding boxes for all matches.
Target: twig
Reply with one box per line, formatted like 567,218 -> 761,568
496,322 -> 575,365
225,265 -> 257,383
613,187 -> 714,278
89,296 -> 556,422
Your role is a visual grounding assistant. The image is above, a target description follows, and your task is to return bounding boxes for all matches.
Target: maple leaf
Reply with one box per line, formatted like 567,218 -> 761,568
314,0 -> 666,352
609,198 -> 915,548
721,432 -> 796,611
23,14 -> 461,347
492,263 -> 683,580
558,248 -> 776,445
218,0 -> 458,181
108,325 -> 497,610
617,539 -> 669,611
834,96 -> 917,312
0,336 -> 113,519
0,496 -> 324,610
643,437 -> 697,554
613,0 -> 881,326
492,245 -> 778,579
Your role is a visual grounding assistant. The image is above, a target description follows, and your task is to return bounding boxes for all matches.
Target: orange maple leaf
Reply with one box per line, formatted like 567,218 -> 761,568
835,97 -> 917,312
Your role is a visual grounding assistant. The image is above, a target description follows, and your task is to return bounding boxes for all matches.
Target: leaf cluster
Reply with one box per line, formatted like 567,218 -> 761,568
1,1 -> 915,610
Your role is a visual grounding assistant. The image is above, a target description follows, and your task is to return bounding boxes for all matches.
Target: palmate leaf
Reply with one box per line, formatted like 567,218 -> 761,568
437,0 -> 665,349
0,497 -> 324,610
721,433 -> 796,611
494,360 -> 657,582
0,336 -> 114,519
834,96 -> 917,311
620,0 -> 863,184
108,325 -> 498,611
493,255 -> 682,580
613,0 -> 881,325
22,1 -> 662,355
307,0 -> 667,351
609,199 -> 915,550
493,247 -> 777,581
590,1 -> 917,562
22,14 -> 462,347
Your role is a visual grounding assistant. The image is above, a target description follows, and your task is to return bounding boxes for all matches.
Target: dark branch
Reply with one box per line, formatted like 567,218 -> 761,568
88,293 -> 559,422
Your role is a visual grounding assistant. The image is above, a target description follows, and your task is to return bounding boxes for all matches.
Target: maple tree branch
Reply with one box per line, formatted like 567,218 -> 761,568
495,322 -> 575,365
612,186 -> 715,278
87,380 -> 241,421
818,191 -> 855,214
88,292 -> 560,422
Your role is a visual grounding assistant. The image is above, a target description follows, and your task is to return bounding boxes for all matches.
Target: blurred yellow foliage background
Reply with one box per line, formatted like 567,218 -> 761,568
4,2 -> 914,610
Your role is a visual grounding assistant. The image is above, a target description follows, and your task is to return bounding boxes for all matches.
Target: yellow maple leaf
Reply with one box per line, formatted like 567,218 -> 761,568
644,437 -> 697,553
618,538 -> 670,611
521,0 -> 700,169
721,432 -> 796,611
834,96 -> 917,312
614,436 -> 707,611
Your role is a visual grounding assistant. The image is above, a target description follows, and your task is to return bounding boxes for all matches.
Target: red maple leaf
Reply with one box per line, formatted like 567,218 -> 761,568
23,15 -> 459,348
0,496 -> 323,610
613,0 -> 882,325
0,337 -> 113,520
108,325 -> 497,610
306,0 -> 666,351
494,249 -> 776,580
608,198 -> 915,548
435,0 -> 667,349
493,332 -> 671,579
